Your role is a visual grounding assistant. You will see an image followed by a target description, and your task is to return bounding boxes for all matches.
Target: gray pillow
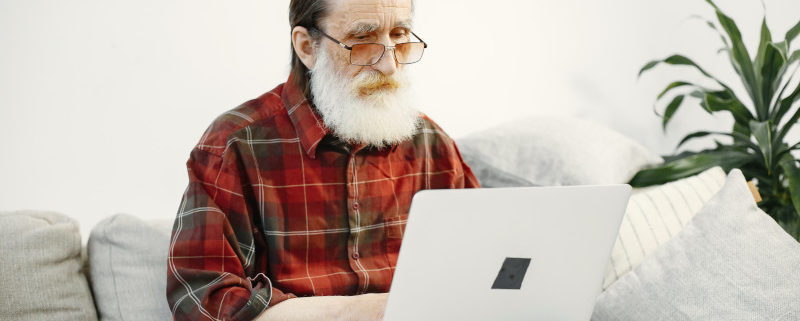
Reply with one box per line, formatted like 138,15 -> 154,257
87,213 -> 173,321
0,210 -> 98,321
459,152 -> 537,187
591,169 -> 800,321
457,115 -> 662,187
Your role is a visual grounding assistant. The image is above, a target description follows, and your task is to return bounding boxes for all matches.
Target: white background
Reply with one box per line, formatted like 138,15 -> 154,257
2,0 -> 800,240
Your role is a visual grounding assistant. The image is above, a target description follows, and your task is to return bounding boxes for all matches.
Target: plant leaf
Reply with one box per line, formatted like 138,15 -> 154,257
778,156 -> 800,222
657,81 -> 694,100
675,131 -> 716,150
741,162 -> 773,183
759,43 -> 787,115
639,55 -> 734,93
733,121 -> 752,138
787,19 -> 800,46
790,49 -> 800,65
639,60 -> 660,78
775,82 -> 800,144
662,150 -> 707,163
749,120 -> 774,171
755,18 -> 773,74
662,95 -> 685,131
777,48 -> 798,84
775,141 -> 800,162
773,76 -> 800,125
726,133 -> 765,166
772,41 -> 789,64
706,0 -> 761,116
674,130 -> 759,153
769,49 -> 800,110
630,148 -> 753,187
702,90 -> 755,125
689,14 -> 731,48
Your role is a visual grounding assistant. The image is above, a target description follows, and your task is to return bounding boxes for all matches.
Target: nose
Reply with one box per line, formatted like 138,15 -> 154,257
371,46 -> 398,76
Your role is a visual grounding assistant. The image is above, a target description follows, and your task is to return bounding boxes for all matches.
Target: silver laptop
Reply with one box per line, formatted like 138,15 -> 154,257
383,185 -> 631,321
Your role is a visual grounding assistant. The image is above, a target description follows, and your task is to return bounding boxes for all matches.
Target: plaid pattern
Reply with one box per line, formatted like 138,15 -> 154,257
167,75 -> 480,321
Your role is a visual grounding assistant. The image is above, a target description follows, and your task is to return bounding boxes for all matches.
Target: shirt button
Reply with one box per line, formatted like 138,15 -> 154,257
352,252 -> 360,260
352,202 -> 360,210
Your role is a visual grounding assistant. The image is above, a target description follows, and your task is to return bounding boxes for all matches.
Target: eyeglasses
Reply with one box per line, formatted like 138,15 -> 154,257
312,28 -> 428,66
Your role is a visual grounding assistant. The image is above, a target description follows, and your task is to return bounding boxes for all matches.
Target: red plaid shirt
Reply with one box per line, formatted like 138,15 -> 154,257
166,75 -> 479,321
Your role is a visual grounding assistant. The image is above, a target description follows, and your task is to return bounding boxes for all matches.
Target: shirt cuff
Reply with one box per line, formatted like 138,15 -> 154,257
231,273 -> 297,320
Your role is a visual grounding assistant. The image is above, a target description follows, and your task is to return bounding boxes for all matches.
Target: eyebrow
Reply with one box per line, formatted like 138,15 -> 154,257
395,21 -> 413,30
346,20 -> 414,35
347,23 -> 378,35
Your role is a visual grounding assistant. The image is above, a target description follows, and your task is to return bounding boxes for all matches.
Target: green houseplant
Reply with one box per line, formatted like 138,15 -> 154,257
631,0 -> 800,240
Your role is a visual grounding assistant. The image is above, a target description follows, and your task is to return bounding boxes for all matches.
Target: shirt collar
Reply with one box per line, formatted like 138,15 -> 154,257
281,74 -> 330,159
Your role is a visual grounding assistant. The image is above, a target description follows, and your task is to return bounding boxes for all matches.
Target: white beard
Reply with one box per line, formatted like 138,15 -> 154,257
309,48 -> 421,149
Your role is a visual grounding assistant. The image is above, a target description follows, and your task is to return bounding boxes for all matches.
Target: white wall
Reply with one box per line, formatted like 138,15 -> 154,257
2,0 -> 799,241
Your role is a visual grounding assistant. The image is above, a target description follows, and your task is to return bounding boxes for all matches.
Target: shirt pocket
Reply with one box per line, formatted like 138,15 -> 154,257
384,213 -> 408,267
385,213 -> 408,239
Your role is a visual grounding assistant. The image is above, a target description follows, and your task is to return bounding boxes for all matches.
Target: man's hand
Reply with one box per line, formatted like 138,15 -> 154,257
255,293 -> 388,321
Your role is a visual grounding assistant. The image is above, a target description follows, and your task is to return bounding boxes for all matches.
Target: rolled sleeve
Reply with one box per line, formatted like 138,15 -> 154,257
167,147 -> 294,321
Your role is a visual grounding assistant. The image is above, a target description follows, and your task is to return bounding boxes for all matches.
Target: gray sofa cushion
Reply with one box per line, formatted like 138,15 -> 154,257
0,210 -> 98,321
591,169 -> 800,320
87,213 -> 173,321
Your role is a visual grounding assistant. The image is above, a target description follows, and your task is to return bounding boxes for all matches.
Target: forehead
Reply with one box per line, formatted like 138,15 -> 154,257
323,0 -> 413,34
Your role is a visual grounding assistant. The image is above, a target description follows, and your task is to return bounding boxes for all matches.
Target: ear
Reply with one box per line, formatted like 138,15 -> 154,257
292,26 -> 316,70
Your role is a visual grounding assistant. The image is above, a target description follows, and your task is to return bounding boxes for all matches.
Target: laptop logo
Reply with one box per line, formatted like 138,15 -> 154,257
491,257 -> 532,290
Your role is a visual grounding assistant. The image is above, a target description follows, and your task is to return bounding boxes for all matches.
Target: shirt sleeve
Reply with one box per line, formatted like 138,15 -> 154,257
167,147 -> 296,321
453,140 -> 481,189
461,157 -> 481,188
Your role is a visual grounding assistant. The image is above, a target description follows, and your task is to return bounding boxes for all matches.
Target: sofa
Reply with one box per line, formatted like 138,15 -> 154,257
2,116 -> 798,321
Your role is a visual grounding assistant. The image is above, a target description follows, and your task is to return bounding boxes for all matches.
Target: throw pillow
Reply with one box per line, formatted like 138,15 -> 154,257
87,213 -> 173,321
456,115 -> 662,187
602,166 -> 727,288
591,169 -> 800,320
0,210 -> 98,321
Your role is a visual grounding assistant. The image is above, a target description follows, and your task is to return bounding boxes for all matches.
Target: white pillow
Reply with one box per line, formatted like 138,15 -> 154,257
87,214 -> 174,321
456,115 -> 662,187
602,166 -> 727,289
593,169 -> 800,320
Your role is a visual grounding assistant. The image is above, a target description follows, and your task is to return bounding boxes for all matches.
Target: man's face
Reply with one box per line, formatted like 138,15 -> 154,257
319,0 -> 413,83
308,0 -> 420,148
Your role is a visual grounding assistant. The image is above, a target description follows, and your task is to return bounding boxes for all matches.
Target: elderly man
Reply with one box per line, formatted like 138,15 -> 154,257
166,0 -> 479,320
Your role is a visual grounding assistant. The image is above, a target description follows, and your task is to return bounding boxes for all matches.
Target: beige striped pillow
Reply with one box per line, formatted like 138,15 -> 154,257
602,166 -> 727,289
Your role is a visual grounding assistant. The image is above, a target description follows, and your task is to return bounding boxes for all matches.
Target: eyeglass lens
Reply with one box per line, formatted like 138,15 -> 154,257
350,42 -> 425,66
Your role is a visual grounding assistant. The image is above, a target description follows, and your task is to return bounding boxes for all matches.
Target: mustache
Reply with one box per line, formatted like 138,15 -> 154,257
351,71 -> 403,96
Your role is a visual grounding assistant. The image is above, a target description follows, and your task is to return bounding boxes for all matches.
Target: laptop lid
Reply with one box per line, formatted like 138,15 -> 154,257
383,185 -> 631,321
